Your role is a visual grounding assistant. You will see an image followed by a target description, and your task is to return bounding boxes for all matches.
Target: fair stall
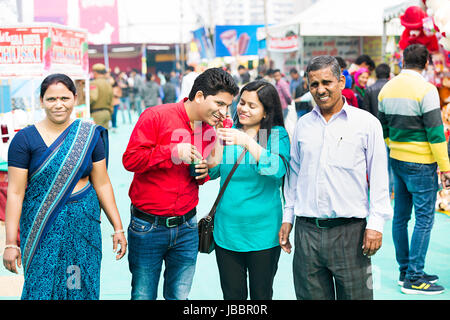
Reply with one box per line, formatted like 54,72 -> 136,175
0,23 -> 90,162
260,0 -> 408,74
0,23 -> 90,220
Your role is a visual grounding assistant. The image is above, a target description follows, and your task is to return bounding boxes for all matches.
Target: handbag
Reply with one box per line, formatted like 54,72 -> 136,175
198,148 -> 247,253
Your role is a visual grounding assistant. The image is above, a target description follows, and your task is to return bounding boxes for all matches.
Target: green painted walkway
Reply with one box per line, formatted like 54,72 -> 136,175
1,113 -> 449,300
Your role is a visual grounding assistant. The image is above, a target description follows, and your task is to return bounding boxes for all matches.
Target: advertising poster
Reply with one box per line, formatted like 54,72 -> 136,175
215,25 -> 263,57
0,26 -> 88,77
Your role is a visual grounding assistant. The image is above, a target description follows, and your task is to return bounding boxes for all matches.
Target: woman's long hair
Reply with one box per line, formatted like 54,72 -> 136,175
233,80 -> 285,148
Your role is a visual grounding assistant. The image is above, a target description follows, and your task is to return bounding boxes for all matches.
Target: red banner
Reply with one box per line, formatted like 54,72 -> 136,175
78,0 -> 119,44
0,25 -> 88,77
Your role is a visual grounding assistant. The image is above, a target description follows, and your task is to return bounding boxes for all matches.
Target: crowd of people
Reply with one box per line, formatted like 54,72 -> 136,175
2,43 -> 449,300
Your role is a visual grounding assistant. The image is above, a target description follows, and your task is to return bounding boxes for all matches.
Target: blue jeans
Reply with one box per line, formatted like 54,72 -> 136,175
391,159 -> 438,281
127,212 -> 199,300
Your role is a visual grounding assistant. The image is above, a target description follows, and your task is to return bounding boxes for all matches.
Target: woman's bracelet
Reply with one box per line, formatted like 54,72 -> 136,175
4,244 -> 21,254
111,229 -> 125,238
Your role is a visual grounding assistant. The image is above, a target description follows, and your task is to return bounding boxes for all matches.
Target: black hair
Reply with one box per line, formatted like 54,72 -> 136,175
40,73 -> 76,99
186,65 -> 195,72
289,68 -> 299,74
306,55 -> 341,81
188,67 -> 239,101
238,65 -> 246,70
146,72 -> 153,81
375,63 -> 390,79
355,54 -> 375,70
273,69 -> 281,74
233,80 -> 285,147
335,56 -> 347,70
403,44 -> 429,70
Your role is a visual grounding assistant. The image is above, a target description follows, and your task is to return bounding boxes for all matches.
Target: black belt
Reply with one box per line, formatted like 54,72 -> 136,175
131,204 -> 196,228
297,216 -> 365,229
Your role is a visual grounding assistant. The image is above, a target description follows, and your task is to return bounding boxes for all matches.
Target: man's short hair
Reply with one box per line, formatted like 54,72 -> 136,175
403,44 -> 429,70
188,67 -> 239,101
186,65 -> 195,72
355,54 -> 375,71
238,65 -> 246,70
375,63 -> 390,79
334,56 -> 347,70
306,55 -> 341,81
289,68 -> 299,74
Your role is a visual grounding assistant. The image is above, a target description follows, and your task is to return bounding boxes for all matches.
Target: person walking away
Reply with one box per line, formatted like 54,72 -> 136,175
279,55 -> 393,300
208,80 -> 290,300
289,68 -> 308,119
122,68 -> 239,300
139,72 -> 160,110
111,81 -> 122,133
378,44 -> 450,295
162,73 -> 178,104
90,63 -> 114,129
273,69 -> 292,120
3,73 -> 127,299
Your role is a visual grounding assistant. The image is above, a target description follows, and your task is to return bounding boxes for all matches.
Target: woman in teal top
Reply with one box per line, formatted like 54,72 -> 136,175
208,80 -> 290,300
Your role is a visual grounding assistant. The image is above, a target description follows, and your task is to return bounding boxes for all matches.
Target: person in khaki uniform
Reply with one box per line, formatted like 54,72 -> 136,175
90,63 -> 113,129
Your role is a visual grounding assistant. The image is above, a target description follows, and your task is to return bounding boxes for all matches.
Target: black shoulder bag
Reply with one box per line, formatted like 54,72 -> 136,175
198,148 -> 247,254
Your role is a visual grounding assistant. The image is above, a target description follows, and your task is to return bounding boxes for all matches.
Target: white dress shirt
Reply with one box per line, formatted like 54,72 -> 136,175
283,100 -> 393,233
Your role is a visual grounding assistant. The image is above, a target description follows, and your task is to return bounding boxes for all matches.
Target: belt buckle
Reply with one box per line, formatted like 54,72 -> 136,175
165,216 -> 178,228
315,218 -> 328,229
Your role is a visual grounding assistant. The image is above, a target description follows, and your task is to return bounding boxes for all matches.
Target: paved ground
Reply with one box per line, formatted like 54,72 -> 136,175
1,112 -> 449,300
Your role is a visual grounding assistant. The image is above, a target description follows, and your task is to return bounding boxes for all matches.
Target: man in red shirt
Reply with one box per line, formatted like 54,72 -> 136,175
123,68 -> 239,300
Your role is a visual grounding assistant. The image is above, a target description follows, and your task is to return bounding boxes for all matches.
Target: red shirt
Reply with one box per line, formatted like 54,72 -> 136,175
122,99 -> 216,216
342,88 -> 359,108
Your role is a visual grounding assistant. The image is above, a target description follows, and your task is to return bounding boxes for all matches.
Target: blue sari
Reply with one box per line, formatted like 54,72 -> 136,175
19,119 -> 108,300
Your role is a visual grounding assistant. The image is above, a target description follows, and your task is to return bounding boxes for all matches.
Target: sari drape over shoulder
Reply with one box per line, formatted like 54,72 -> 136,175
19,119 -> 108,300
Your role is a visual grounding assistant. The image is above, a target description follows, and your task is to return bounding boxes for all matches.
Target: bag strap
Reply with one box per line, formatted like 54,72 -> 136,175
207,148 -> 247,219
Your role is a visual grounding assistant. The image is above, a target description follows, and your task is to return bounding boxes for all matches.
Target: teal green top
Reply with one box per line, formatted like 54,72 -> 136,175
209,126 -> 291,252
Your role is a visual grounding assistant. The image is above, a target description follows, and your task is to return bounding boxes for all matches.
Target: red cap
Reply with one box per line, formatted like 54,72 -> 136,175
400,6 -> 427,29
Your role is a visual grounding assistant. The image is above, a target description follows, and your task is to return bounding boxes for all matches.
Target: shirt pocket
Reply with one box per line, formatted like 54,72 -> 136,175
328,136 -> 358,169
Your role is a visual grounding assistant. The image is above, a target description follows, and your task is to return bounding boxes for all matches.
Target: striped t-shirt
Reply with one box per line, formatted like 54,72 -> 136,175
378,69 -> 450,171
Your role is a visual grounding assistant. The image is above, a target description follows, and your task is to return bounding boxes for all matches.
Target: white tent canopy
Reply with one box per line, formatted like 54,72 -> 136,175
267,0 -> 409,38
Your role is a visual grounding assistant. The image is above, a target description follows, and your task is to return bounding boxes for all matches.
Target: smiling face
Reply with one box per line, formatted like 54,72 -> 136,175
308,66 -> 345,116
41,82 -> 76,125
357,72 -> 369,88
194,90 -> 234,126
237,90 -> 266,131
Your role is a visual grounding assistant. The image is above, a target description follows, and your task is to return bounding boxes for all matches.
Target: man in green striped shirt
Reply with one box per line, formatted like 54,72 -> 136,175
378,44 -> 450,295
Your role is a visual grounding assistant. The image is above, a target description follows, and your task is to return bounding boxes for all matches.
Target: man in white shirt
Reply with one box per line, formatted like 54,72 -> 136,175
179,66 -> 199,101
279,55 -> 393,300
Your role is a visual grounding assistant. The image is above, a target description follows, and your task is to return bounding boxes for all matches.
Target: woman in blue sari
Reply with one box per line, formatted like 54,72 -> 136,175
2,74 -> 127,300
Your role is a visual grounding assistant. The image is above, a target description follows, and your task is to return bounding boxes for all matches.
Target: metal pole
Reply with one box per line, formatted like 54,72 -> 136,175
179,0 -> 185,73
16,0 -> 23,23
264,0 -> 271,68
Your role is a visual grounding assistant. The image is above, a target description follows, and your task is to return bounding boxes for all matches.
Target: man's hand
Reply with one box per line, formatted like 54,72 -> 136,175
279,222 -> 293,254
193,159 -> 208,180
177,143 -> 203,164
362,229 -> 383,257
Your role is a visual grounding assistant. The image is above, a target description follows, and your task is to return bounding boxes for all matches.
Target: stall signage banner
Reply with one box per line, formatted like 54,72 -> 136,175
268,35 -> 299,52
50,27 -> 88,73
0,26 -> 88,77
215,25 -> 263,57
303,37 -> 360,65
